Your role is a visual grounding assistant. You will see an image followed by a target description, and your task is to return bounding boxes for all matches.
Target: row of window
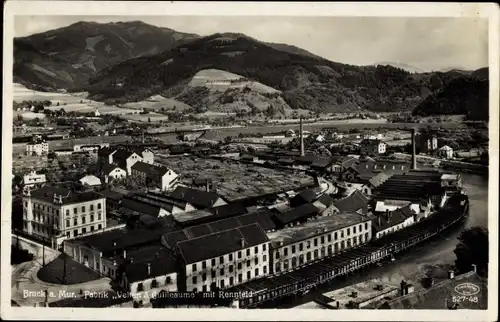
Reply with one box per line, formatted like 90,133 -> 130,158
66,203 -> 102,216
191,267 -> 267,292
25,222 -> 54,235
276,226 -> 369,259
191,244 -> 267,272
28,203 -> 60,215
30,212 -> 60,227
65,213 -> 102,228
65,224 -> 103,238
136,276 -> 172,292
275,235 -> 369,272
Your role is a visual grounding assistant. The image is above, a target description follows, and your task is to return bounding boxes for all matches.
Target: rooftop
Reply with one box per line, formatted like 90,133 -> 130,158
333,190 -> 369,213
267,212 -> 371,247
273,203 -> 320,226
29,184 -> 105,205
372,206 -> 415,232
169,186 -> 223,209
131,161 -> 172,177
121,246 -> 177,282
172,209 -> 214,223
177,223 -> 269,264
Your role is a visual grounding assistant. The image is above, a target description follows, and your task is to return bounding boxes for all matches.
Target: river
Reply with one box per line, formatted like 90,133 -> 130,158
280,172 -> 489,309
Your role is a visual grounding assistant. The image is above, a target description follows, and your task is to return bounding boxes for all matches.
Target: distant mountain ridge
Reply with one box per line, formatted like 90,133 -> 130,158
13,21 -> 489,118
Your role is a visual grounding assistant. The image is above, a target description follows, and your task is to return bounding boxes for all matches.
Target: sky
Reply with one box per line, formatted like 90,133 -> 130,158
14,16 -> 489,72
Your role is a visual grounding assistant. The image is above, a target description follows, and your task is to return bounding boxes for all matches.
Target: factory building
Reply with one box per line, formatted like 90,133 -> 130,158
268,213 -> 373,275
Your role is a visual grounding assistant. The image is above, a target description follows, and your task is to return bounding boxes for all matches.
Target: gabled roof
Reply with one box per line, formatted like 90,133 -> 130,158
291,189 -> 318,205
123,247 -> 177,282
372,205 -> 415,232
316,194 -> 335,208
333,190 -> 369,213
79,175 -> 102,186
369,172 -> 392,188
131,161 -> 172,177
102,163 -> 126,175
208,203 -> 248,219
311,157 -> 335,168
169,186 -> 223,209
121,197 -> 162,217
176,223 -> 269,264
273,203 -> 320,226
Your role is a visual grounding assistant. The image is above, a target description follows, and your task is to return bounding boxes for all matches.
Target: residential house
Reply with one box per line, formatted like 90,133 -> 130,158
102,164 -> 127,183
168,186 -> 227,210
360,139 -> 386,156
268,213 -> 373,275
131,162 -> 179,191
23,170 -> 46,191
331,190 -> 369,215
437,145 -> 453,159
372,206 -> 416,239
26,140 -> 49,156
290,189 -> 318,208
79,175 -> 102,187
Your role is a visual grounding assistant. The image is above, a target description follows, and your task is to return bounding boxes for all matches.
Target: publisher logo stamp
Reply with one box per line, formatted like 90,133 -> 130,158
454,283 -> 480,296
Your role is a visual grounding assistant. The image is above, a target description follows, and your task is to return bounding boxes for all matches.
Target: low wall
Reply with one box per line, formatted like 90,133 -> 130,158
12,234 -> 60,261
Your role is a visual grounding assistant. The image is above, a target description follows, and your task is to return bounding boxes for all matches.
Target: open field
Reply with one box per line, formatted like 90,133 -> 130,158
120,112 -> 170,123
155,156 -> 315,202
122,95 -> 192,112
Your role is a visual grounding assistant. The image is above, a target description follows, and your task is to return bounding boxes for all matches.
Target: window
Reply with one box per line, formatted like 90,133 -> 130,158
237,263 -> 242,270
90,204 -> 94,211
238,274 -> 243,283
263,266 -> 267,274
192,276 -> 197,284
229,265 -> 234,273
347,228 -> 350,236
246,260 -> 250,267
306,252 -> 311,261
97,203 -> 102,210
321,236 -> 325,244
73,229 -> 78,237
229,277 -> 234,286
247,271 -> 251,280
66,219 -> 70,227
307,241 -> 311,249
202,285 -> 207,292
238,251 -> 242,259
73,218 -> 77,226
192,264 -> 197,272
334,232 -> 338,239
66,209 -> 70,216
353,226 -> 357,234
246,249 -> 250,256
73,208 -> 77,215
365,232 -> 369,241
314,238 -> 318,247
299,243 -> 303,251
82,206 -> 85,213
341,231 -> 344,238
98,224 -> 102,230
263,243 -> 267,251
66,232 -> 70,238
82,216 -> 86,224
91,226 -> 94,232
365,222 -> 368,230
202,261 -> 207,269
284,260 -> 289,270
90,214 -> 94,222
254,246 -> 258,253
202,273 -> 207,281
229,254 -> 233,261
166,276 -> 171,284
219,256 -> 224,264
137,283 -> 144,291
284,248 -> 288,256
255,268 -> 259,277
211,258 -> 216,266
313,249 -> 318,259
151,279 -> 158,288
275,251 -> 280,259
263,255 -> 267,262
211,271 -> 216,279
299,254 -> 304,264
220,268 -> 224,276
275,263 -> 281,273
254,258 -> 258,265
82,227 -> 86,234
220,280 -> 225,288
328,245 -> 333,255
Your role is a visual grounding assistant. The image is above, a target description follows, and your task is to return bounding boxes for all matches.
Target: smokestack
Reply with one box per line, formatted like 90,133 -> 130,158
300,116 -> 305,157
411,128 -> 417,170
147,263 -> 151,275
123,249 -> 126,259
241,238 -> 246,249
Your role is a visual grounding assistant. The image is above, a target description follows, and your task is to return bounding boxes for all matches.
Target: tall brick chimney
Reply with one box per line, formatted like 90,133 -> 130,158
300,116 -> 305,157
411,128 -> 417,170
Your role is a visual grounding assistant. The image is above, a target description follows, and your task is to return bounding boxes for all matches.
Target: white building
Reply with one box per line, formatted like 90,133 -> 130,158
163,223 -> 270,292
268,213 -> 372,275
372,207 -> 416,239
437,145 -> 453,159
360,139 -> 386,156
131,162 -> 179,191
103,165 -> 127,183
26,141 -> 49,156
79,175 -> 102,187
22,184 -> 107,248
23,170 -> 46,190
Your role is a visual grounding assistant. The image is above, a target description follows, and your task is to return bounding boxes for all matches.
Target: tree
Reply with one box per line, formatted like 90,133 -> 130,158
453,226 -> 489,277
